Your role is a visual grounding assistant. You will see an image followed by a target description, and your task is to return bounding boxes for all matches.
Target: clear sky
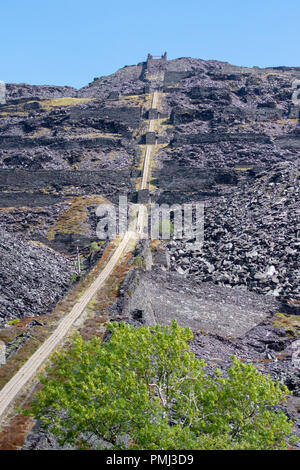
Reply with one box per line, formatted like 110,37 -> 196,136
0,0 -> 299,89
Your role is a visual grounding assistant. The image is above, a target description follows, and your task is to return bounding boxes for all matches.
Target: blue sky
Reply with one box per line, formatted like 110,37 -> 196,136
0,0 -> 299,89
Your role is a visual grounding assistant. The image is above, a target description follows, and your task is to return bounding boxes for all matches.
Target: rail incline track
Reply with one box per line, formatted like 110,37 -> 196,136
0,88 -> 160,422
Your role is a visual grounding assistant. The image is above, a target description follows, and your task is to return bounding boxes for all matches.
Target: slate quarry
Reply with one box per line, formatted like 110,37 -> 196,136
0,56 -> 300,446
0,56 -> 299,321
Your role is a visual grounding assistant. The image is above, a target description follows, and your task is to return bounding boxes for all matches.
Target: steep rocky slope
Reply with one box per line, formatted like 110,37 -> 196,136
167,162 -> 300,303
0,54 -> 299,322
0,230 -> 74,325
0,54 -> 299,318
0,53 -> 299,448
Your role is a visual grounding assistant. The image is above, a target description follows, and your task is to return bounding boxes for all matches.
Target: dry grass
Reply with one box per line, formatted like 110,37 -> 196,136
261,72 -> 286,78
0,325 -> 54,390
277,118 -> 298,125
27,127 -> 50,138
0,414 -> 35,450
137,145 -> 147,170
28,240 -> 57,252
234,118 -> 298,129
145,72 -> 164,82
234,167 -> 253,171
0,111 -> 28,118
47,195 -> 108,240
151,143 -> 168,159
116,93 -> 152,110
79,251 -> 133,341
132,115 -> 149,139
273,313 -> 300,336
40,97 -> 93,109
150,239 -> 162,250
68,132 -> 121,139
151,118 -> 164,134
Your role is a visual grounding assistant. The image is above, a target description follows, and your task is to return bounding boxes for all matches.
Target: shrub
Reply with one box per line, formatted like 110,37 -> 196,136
132,254 -> 144,267
90,241 -> 101,252
8,319 -> 20,326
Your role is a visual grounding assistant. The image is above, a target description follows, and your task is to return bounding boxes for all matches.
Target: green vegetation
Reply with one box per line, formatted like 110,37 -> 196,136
24,321 -> 295,450
90,241 -> 101,252
71,273 -> 78,283
132,254 -> 144,267
7,319 -> 20,326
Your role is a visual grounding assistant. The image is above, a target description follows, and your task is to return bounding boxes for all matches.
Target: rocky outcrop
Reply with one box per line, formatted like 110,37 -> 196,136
0,95 -> 141,173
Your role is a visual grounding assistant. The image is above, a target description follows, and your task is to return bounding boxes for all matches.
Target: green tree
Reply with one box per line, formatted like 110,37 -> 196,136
24,321 -> 295,450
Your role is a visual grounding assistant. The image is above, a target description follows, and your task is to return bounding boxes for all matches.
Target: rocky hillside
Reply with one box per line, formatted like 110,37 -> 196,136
0,54 -> 299,319
0,53 -> 300,448
0,230 -> 74,325
0,54 -> 299,320
168,162 -> 300,303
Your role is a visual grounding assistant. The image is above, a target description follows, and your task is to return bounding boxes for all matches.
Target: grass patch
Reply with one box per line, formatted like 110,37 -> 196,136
116,93 -> 152,109
40,97 -> 93,109
68,132 -> 121,139
7,319 -> 20,326
273,313 -> 300,337
47,195 -> 108,240
145,72 -> 165,82
132,254 -> 144,267
0,414 -> 35,450
0,111 -> 28,118
133,120 -> 148,140
151,118 -> 164,134
234,118 -> 298,129
0,328 -> 52,390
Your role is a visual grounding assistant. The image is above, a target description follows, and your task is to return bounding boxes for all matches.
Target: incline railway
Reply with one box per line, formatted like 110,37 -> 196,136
0,88 -> 160,422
